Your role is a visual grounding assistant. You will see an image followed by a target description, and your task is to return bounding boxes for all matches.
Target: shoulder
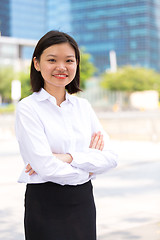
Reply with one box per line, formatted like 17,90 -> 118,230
16,93 -> 43,124
17,93 -> 36,112
19,94 -> 34,104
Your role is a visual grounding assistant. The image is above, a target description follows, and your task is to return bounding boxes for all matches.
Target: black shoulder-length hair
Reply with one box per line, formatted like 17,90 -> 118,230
30,30 -> 81,94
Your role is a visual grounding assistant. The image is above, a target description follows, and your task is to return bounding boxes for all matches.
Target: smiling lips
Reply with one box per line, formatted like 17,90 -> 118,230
53,74 -> 68,79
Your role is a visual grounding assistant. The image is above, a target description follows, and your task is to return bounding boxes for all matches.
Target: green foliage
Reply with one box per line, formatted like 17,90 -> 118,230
18,70 -> 32,99
0,67 -> 15,102
101,66 -> 160,93
80,49 -> 96,89
0,66 -> 31,102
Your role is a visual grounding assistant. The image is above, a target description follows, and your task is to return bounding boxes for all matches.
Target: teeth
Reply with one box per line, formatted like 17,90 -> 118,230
55,75 -> 67,77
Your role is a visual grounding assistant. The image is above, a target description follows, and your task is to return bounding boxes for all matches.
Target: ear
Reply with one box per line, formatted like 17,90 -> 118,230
33,57 -> 40,71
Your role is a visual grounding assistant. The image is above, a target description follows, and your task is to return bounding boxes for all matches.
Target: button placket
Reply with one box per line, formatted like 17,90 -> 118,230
61,104 -> 75,152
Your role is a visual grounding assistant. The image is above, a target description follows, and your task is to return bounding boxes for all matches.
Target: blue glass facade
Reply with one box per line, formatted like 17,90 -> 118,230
0,0 -> 10,36
0,0 -> 160,72
1,0 -> 47,58
70,0 -> 160,72
46,0 -> 71,34
0,0 -> 46,39
10,0 -> 46,40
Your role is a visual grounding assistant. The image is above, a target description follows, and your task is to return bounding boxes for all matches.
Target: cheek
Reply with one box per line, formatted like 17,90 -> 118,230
40,65 -> 52,76
69,65 -> 77,76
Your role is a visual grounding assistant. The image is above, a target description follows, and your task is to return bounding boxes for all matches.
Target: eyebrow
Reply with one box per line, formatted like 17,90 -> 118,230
46,54 -> 75,58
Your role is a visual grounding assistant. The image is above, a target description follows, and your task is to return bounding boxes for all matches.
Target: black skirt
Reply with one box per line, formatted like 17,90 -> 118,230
24,180 -> 96,240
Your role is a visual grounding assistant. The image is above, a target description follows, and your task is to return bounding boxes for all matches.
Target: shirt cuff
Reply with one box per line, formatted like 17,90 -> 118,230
69,151 -> 85,168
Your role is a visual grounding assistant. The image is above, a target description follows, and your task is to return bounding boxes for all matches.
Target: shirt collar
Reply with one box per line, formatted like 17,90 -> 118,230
34,88 -> 75,105
34,88 -> 51,101
65,91 -> 76,105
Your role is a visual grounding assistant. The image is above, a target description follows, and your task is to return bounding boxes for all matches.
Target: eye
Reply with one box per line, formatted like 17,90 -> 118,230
66,59 -> 75,63
48,59 -> 56,62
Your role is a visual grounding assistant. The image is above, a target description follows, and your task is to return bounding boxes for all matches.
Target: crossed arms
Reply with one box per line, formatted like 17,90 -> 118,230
25,131 -> 104,176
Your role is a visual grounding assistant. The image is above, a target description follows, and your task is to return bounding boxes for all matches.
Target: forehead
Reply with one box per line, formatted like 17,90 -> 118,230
42,42 -> 76,57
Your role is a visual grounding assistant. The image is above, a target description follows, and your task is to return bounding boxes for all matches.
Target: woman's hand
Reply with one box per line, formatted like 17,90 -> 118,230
25,164 -> 36,175
89,131 -> 104,151
89,131 -> 104,176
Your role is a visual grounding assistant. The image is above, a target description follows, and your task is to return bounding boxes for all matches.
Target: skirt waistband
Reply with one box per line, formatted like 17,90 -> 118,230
26,180 -> 93,205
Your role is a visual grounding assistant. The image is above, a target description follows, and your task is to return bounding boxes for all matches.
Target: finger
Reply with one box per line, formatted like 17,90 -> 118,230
25,164 -> 32,173
99,140 -> 104,151
29,169 -> 36,176
95,134 -> 103,150
90,134 -> 99,148
89,133 -> 96,148
91,132 -> 101,149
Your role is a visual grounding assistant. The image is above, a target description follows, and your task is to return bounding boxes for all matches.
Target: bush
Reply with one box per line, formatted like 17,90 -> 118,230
101,66 -> 160,94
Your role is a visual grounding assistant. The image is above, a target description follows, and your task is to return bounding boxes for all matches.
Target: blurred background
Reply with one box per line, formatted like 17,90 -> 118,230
0,0 -> 160,239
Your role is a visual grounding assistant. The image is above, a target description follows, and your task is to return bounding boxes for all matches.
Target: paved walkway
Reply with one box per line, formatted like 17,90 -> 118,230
0,137 -> 160,240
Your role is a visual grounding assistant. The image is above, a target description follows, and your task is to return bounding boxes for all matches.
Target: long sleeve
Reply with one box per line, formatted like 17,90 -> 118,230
15,101 -> 89,186
70,101 -> 118,174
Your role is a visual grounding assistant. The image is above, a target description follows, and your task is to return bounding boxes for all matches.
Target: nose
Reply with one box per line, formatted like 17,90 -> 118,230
56,64 -> 67,72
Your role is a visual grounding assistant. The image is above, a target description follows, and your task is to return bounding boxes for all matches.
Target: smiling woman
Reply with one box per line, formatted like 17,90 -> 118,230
15,30 -> 118,240
33,43 -> 77,105
30,31 -> 81,96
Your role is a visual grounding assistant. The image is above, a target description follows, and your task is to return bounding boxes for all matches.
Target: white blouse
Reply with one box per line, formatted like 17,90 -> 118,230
15,88 -> 118,185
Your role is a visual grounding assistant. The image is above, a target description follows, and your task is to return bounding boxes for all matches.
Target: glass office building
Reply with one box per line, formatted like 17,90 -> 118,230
71,0 -> 160,73
0,0 -> 46,39
46,0 -> 72,33
0,0 -> 160,72
0,0 -> 10,36
0,0 -> 46,58
10,0 -> 46,40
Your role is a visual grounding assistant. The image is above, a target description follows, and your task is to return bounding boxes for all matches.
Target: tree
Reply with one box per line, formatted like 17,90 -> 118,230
101,66 -> 160,93
80,49 -> 96,89
0,67 -> 15,102
18,70 -> 32,99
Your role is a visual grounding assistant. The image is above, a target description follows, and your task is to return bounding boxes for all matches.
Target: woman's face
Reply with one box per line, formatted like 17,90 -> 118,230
33,42 -> 77,91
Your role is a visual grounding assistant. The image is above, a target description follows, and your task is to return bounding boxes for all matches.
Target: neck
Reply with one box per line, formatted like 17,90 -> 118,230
44,85 -> 66,107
